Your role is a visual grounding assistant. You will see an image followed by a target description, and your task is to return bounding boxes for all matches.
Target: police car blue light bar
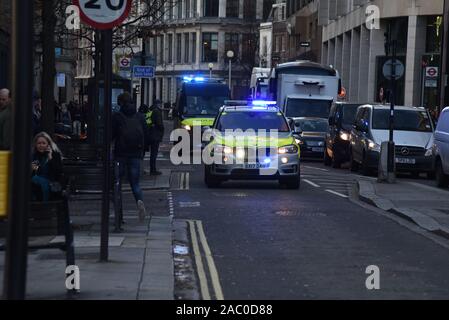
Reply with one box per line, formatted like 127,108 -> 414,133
194,77 -> 205,82
251,100 -> 277,106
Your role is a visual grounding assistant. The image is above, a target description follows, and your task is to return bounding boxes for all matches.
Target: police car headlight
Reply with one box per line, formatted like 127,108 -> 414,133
278,145 -> 298,154
214,145 -> 233,155
339,132 -> 350,141
425,148 -> 433,157
183,125 -> 192,131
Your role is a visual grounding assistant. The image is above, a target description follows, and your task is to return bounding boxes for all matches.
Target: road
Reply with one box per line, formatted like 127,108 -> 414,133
158,123 -> 449,300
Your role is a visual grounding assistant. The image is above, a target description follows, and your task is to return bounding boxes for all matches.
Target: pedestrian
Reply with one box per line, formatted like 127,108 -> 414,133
31,132 -> 63,202
112,92 -> 150,222
72,103 -> 83,137
138,104 -> 149,114
32,92 -> 42,137
0,88 -> 11,150
145,99 -> 164,175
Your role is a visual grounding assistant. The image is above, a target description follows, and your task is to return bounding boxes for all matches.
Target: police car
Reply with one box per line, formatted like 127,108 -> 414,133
203,101 -> 301,189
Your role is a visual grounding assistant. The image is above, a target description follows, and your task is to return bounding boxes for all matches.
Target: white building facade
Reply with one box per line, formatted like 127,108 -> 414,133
145,0 -> 275,105
320,0 -> 443,109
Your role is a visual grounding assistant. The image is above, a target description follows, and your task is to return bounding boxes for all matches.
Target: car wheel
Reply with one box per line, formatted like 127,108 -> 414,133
324,147 -> 332,166
427,171 -> 436,180
280,172 -> 300,190
204,166 -> 221,188
436,160 -> 449,188
349,149 -> 359,172
331,148 -> 341,169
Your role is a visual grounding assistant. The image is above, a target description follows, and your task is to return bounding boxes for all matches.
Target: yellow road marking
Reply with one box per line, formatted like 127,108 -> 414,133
188,220 -> 211,300
180,173 -> 185,190
196,220 -> 224,300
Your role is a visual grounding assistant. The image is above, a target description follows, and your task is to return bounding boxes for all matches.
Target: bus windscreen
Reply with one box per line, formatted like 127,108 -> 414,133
285,99 -> 332,118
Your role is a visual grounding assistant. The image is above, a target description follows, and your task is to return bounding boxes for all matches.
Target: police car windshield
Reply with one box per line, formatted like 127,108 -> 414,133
286,99 -> 331,118
216,111 -> 290,132
185,96 -> 228,116
372,109 -> 432,132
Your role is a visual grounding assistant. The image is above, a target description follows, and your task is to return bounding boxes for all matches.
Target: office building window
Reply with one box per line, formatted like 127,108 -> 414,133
168,34 -> 173,63
226,0 -> 239,18
263,0 -> 274,20
204,0 -> 219,17
192,32 -> 197,63
178,0 -> 183,18
243,0 -> 256,20
202,32 -> 218,62
242,34 -> 254,63
184,33 -> 190,63
225,33 -> 239,58
176,33 -> 182,63
185,0 -> 191,18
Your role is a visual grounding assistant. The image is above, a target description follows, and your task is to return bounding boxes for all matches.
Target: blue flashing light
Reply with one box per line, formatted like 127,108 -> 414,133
263,158 -> 271,164
194,77 -> 205,82
252,100 -> 277,106
251,106 -> 269,110
183,76 -> 193,82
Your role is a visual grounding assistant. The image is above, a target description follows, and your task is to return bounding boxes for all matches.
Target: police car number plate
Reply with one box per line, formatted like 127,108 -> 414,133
244,163 -> 270,169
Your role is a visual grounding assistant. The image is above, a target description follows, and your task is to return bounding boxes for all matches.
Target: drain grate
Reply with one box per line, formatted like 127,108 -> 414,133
212,192 -> 248,198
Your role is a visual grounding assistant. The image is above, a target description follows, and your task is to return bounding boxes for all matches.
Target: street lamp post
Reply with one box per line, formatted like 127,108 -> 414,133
208,63 -> 214,79
227,50 -> 234,97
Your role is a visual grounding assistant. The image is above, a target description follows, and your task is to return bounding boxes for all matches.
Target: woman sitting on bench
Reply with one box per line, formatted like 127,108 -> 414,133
31,132 -> 63,201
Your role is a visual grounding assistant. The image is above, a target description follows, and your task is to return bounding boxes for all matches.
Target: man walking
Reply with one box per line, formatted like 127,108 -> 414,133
0,88 -> 11,150
112,92 -> 150,222
146,99 -> 164,175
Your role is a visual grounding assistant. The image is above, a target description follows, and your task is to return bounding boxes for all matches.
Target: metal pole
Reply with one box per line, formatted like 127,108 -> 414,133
140,41 -> 146,107
387,39 -> 396,180
229,60 -> 232,96
3,0 -> 33,300
100,29 -> 113,261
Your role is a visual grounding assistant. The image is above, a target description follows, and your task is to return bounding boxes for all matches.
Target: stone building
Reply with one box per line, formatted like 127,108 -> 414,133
320,0 -> 443,108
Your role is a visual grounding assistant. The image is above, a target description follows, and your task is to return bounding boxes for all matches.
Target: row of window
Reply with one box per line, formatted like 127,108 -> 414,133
151,32 -> 254,64
162,0 -> 274,20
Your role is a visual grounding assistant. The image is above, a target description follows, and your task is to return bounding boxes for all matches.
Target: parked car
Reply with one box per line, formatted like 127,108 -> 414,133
349,104 -> 435,177
293,117 -> 328,160
434,107 -> 449,188
324,102 -> 363,168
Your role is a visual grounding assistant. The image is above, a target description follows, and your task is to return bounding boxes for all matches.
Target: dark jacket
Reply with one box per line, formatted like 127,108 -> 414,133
32,151 -> 63,183
148,105 -> 164,142
112,102 -> 150,158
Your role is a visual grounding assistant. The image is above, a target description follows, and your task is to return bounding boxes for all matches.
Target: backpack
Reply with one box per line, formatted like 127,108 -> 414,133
118,113 -> 144,152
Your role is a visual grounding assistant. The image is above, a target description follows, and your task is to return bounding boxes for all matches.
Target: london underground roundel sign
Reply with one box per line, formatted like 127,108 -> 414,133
74,0 -> 132,30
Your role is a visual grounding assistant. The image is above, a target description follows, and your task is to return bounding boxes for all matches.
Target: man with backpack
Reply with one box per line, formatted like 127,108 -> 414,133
145,99 -> 165,175
112,92 -> 150,222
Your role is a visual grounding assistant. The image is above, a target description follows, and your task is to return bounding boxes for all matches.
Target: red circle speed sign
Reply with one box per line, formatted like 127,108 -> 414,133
74,0 -> 132,30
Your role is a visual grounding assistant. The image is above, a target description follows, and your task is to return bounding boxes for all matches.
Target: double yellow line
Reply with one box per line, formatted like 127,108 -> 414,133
180,172 -> 190,190
188,220 -> 224,300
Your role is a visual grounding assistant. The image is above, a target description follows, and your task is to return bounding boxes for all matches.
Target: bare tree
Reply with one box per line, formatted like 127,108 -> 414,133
34,0 -> 176,133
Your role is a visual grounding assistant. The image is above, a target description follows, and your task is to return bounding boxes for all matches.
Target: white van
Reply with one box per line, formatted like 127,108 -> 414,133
349,105 -> 435,177
434,107 -> 449,187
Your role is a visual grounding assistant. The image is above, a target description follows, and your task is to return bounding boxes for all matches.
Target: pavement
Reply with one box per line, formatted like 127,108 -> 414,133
0,162 -> 176,300
357,179 -> 449,239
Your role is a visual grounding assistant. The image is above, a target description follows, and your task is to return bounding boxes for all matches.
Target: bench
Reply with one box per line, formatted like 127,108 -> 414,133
63,163 -> 123,232
0,196 -> 76,294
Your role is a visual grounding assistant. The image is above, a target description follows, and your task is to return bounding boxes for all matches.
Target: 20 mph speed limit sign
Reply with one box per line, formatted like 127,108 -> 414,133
74,0 -> 132,29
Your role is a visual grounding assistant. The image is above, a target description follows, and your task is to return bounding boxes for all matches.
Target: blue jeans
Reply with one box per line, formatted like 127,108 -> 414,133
31,175 -> 50,201
116,158 -> 143,203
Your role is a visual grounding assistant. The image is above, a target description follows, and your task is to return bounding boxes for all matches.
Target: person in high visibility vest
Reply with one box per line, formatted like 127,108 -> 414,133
146,100 -> 164,175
